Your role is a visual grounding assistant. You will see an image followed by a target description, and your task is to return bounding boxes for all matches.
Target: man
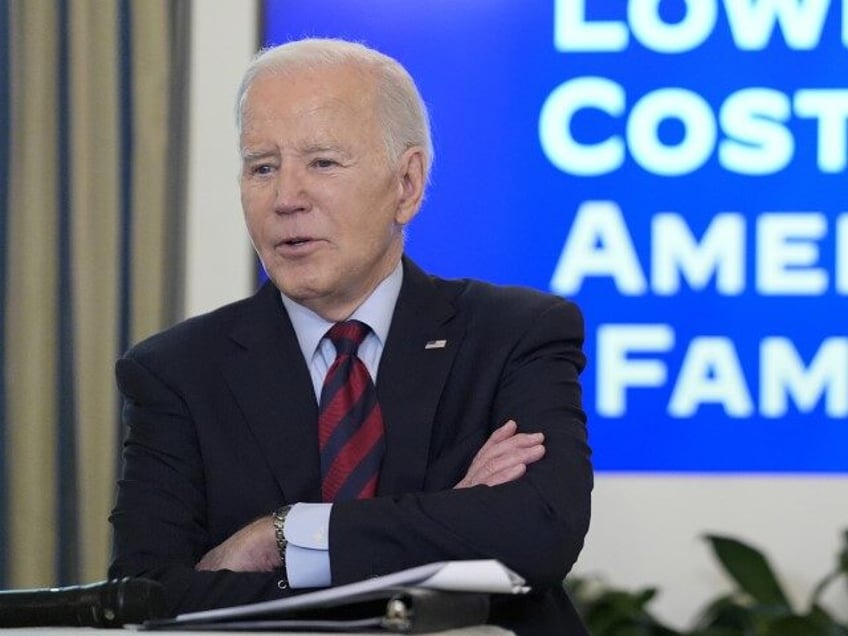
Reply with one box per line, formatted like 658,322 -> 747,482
109,38 -> 592,634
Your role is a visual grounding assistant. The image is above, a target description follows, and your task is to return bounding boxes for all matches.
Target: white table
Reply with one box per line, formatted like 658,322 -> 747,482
0,628 -> 515,635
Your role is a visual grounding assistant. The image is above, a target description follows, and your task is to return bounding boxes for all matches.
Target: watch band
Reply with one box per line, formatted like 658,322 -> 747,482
272,504 -> 294,589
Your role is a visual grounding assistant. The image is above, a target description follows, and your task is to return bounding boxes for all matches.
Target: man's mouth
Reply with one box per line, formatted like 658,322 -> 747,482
276,237 -> 324,254
284,237 -> 311,246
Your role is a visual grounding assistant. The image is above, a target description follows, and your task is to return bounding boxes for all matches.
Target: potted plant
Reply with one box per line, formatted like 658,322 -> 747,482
567,530 -> 848,635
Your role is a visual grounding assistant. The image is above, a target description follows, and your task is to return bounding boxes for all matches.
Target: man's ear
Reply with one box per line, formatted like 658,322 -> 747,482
395,148 -> 426,225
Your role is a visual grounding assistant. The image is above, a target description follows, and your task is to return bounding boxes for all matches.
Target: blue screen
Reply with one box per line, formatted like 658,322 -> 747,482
264,0 -> 848,473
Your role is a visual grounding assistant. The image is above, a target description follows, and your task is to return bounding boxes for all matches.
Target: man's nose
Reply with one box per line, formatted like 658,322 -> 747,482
273,164 -> 308,214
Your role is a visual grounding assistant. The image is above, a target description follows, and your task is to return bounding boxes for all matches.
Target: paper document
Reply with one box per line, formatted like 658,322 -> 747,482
168,559 -> 528,625
414,560 -> 529,594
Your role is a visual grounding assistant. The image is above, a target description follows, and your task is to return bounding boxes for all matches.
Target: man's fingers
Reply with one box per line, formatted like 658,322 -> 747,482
455,419 -> 547,489
477,431 -> 545,464
489,463 -> 527,486
469,441 -> 545,484
475,420 -> 517,457
458,435 -> 545,489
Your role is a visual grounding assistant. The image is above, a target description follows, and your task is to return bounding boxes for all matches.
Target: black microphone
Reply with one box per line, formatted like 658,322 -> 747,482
0,577 -> 165,627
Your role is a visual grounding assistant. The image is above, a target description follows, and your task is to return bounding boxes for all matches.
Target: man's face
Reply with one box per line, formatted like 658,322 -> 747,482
239,63 -> 423,321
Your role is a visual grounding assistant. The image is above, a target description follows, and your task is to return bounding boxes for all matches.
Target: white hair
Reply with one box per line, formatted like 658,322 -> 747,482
236,38 -> 434,184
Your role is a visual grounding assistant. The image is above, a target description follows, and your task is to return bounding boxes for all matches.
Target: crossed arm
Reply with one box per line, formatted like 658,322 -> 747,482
195,419 -> 546,573
111,294 -> 590,614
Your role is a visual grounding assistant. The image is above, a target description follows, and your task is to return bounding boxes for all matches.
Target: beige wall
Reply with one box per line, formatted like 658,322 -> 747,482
184,4 -> 848,628
183,0 -> 256,318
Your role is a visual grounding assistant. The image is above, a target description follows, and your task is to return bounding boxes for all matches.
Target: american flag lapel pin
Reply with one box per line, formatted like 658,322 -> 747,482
424,339 -> 447,350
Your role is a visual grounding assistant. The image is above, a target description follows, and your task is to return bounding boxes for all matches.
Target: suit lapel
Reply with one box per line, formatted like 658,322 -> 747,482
221,283 -> 322,502
219,260 -> 463,502
377,258 -> 464,495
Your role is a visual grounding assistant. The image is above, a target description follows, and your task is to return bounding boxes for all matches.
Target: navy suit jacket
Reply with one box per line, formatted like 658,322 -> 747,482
110,257 -> 592,635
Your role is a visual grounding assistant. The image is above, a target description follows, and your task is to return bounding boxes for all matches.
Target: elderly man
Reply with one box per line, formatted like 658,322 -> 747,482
109,38 -> 592,635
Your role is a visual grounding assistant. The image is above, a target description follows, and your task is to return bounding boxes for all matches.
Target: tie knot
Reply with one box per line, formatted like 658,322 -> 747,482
326,320 -> 370,355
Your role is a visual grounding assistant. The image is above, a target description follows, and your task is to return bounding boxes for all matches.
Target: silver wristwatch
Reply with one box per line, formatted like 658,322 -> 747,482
271,504 -> 294,588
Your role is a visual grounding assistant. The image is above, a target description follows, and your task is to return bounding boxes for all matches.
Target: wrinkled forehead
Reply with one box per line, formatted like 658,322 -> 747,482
242,61 -> 380,123
238,63 -> 389,161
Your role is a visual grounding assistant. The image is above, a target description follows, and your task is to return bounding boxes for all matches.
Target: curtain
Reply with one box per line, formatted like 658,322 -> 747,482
0,0 -> 190,587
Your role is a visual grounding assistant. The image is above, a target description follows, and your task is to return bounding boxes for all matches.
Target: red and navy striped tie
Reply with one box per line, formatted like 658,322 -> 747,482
318,320 -> 385,502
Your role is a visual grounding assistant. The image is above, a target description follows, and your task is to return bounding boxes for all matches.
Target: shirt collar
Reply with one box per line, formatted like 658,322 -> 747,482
280,261 -> 404,361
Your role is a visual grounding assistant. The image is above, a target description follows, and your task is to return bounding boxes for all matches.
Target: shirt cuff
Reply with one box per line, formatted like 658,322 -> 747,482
284,502 -> 332,588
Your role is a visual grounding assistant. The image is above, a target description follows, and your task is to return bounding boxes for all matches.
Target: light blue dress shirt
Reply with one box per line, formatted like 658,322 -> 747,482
277,262 -> 403,588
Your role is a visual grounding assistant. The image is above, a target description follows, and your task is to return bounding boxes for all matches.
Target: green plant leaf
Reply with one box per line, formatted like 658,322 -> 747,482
569,530 -> 848,636
705,534 -> 791,609
810,569 -> 841,606
810,530 -> 848,606
688,628 -> 747,636
601,626 -> 655,636
565,576 -> 591,599
571,583 -> 682,636
807,604 -> 848,636
691,593 -> 753,630
584,588 -> 657,633
839,530 -> 848,575
763,608 -> 848,636
762,616 -> 822,636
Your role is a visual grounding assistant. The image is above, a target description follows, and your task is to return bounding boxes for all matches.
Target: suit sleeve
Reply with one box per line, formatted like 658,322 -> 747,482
328,299 -> 592,589
109,356 -> 286,616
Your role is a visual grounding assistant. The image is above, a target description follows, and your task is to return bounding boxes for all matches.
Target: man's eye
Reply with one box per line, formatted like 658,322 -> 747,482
312,158 -> 337,169
252,164 -> 273,175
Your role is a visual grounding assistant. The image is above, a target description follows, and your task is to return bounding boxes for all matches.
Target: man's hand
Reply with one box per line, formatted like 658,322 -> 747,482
195,515 -> 280,572
195,420 -> 543,570
455,419 -> 545,489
